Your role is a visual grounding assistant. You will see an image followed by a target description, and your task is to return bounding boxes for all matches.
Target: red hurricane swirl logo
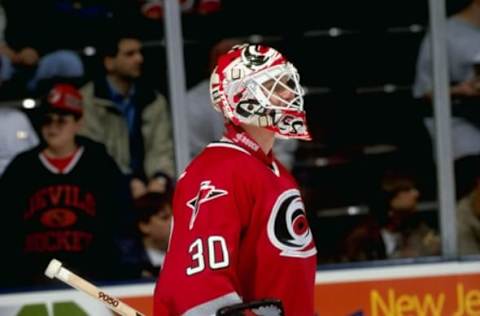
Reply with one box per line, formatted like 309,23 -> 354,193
267,189 -> 317,258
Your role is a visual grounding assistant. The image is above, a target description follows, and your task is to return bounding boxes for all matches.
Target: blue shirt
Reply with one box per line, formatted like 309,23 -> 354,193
106,79 -> 144,178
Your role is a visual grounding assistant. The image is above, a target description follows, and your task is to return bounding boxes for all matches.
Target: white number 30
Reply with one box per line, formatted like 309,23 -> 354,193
186,236 -> 229,275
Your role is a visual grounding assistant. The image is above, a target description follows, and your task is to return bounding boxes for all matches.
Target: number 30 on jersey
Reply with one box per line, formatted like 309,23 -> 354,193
186,236 -> 229,275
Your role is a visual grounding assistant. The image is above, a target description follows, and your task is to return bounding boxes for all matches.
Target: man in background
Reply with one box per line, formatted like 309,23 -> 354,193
79,30 -> 175,198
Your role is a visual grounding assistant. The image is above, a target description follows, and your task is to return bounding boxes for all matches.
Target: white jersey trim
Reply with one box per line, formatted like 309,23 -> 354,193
63,147 -> 84,173
182,292 -> 242,316
39,147 -> 84,174
206,141 -> 251,156
178,171 -> 187,180
271,161 -> 280,177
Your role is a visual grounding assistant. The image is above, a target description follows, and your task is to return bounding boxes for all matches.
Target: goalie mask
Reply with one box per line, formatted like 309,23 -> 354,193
210,44 -> 311,140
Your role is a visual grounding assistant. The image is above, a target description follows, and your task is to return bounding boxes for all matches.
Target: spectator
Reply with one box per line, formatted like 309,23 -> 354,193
0,106 -> 39,176
340,169 -> 441,262
78,30 -> 175,199
133,191 -> 172,278
413,0 -> 480,161
186,38 -> 299,169
456,155 -> 480,256
372,170 -> 441,259
114,191 -> 172,280
0,83 -> 133,287
0,1 -> 84,97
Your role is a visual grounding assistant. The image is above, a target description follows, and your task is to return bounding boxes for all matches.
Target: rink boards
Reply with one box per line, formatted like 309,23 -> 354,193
0,260 -> 479,316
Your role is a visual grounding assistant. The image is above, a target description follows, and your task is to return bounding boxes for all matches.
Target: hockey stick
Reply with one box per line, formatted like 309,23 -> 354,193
44,258 -> 145,316
216,299 -> 285,316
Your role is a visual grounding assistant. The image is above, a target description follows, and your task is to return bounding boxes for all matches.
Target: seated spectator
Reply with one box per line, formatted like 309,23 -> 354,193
0,106 -> 39,176
413,0 -> 480,161
114,191 -> 172,279
78,29 -> 175,198
186,38 -> 298,169
134,191 -> 172,277
0,1 -> 84,98
341,169 -> 440,262
0,83 -> 133,288
456,155 -> 480,256
372,170 -> 441,259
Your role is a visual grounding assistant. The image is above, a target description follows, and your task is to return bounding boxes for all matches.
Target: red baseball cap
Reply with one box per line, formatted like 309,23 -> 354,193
45,84 -> 83,116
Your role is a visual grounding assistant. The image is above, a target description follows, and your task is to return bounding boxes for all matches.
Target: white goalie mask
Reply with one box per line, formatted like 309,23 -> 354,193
209,44 -> 311,140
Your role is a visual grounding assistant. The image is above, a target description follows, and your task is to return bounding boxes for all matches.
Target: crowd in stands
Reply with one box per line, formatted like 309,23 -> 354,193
0,0 -> 179,289
0,0 -> 479,290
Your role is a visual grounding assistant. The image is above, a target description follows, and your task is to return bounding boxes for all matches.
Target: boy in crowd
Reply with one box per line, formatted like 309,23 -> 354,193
0,83 -> 133,287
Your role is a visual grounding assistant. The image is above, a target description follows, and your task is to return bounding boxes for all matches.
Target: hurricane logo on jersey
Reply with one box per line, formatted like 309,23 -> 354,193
267,189 -> 317,258
187,181 -> 228,230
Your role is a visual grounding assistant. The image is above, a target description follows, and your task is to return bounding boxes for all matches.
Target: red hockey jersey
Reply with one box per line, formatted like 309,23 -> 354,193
155,130 -> 317,316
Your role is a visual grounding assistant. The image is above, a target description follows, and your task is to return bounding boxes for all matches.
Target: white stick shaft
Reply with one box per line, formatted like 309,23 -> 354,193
54,267 -> 145,316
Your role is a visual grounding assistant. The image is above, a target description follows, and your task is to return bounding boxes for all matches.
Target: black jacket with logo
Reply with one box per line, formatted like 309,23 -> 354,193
0,136 -> 135,289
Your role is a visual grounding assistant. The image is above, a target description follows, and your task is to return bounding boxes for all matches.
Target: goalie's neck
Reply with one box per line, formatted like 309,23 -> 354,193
223,123 -> 275,167
240,123 -> 275,155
